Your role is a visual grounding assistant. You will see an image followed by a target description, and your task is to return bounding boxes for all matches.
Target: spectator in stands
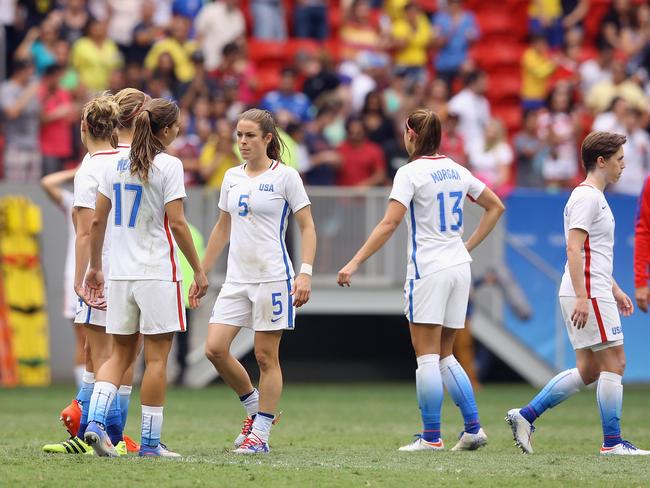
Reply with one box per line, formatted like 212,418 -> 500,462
299,50 -> 341,102
361,89 -> 397,162
579,41 -> 614,95
599,0 -> 639,54
52,38 -> 79,91
181,50 -> 220,109
199,117 -> 239,188
528,0 -> 564,49
514,109 -> 547,188
610,107 -> 650,196
39,63 -> 75,175
0,59 -> 41,181
154,51 -> 187,100
440,112 -> 468,168
425,77 -> 450,121
340,0 -> 386,61
16,15 -> 58,75
251,0 -> 287,41
172,0 -> 204,20
286,122 -> 312,174
433,0 -> 480,89
131,0 -> 164,65
586,56 -> 647,113
168,109 -> 202,186
521,33 -> 557,111
561,0 -> 589,32
195,0 -> 245,71
592,96 -> 628,132
448,70 -> 490,158
391,2 -> 434,87
261,67 -> 313,123
106,0 -> 141,59
294,0 -> 329,41
145,15 -> 197,84
470,118 -> 514,195
71,16 -> 122,92
211,42 -> 257,106
550,28 -> 583,90
337,116 -> 387,187
303,105 -> 342,185
58,0 -> 89,45
538,84 -> 579,188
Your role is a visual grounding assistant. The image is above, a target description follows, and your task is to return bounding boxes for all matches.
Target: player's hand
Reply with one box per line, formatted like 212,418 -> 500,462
83,268 -> 106,310
188,270 -> 209,309
635,286 -> 649,313
291,273 -> 311,308
614,287 -> 634,317
571,297 -> 589,329
337,260 -> 359,287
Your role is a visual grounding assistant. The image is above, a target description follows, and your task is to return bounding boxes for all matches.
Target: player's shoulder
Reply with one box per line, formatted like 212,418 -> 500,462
274,161 -> 300,178
567,184 -> 602,207
223,162 -> 245,181
153,152 -> 183,172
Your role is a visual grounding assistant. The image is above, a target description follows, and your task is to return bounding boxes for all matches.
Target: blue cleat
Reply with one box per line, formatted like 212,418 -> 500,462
84,421 -> 119,457
233,433 -> 270,454
139,442 -> 181,458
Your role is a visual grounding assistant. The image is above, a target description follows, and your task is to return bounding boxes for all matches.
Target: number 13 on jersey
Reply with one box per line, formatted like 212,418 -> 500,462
436,191 -> 463,232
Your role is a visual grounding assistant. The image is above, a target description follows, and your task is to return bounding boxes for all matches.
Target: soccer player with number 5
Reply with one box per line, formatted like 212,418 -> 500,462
338,109 -> 504,452
202,109 -> 316,454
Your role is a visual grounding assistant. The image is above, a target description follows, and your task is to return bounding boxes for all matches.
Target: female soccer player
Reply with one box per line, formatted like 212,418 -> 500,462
506,132 -> 650,456
202,108 -> 317,454
82,98 -> 208,457
338,109 -> 505,452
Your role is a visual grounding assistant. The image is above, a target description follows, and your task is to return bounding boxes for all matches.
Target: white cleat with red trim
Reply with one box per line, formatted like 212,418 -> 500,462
600,440 -> 650,456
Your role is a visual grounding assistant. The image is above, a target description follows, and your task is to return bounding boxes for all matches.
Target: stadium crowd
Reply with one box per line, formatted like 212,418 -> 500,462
1,0 -> 649,195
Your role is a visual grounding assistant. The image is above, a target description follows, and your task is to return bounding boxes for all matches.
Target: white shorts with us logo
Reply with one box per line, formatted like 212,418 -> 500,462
210,280 -> 295,331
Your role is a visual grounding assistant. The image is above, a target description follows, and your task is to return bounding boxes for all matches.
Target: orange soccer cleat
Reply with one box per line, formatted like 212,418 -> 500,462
59,399 -> 82,437
122,434 -> 140,453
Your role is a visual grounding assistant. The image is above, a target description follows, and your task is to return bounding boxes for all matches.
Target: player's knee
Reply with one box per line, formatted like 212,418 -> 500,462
205,342 -> 228,364
254,349 -> 278,371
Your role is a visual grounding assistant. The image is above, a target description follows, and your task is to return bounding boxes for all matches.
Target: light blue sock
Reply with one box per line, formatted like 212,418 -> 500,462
118,385 -> 132,431
76,370 -> 95,437
87,381 -> 118,427
141,405 -> 163,448
416,354 -> 443,442
597,371 -> 623,448
105,396 -> 123,446
520,368 -> 585,424
440,355 -> 481,434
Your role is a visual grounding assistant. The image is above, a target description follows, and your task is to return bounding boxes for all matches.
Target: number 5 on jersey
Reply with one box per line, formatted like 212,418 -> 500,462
113,183 -> 142,227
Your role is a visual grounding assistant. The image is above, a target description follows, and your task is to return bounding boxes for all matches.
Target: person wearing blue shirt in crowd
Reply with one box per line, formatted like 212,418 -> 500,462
260,67 -> 314,124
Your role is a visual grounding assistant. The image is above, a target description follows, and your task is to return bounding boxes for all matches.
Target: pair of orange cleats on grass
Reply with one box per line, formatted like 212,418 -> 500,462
60,399 -> 139,453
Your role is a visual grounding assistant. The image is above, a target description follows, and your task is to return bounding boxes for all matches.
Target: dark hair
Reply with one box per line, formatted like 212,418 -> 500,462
130,98 -> 180,182
238,108 -> 287,162
406,109 -> 442,161
82,93 -> 119,141
114,88 -> 149,130
280,66 -> 297,77
581,131 -> 627,173
463,70 -> 484,87
345,115 -> 364,132
222,42 -> 240,57
361,90 -> 386,116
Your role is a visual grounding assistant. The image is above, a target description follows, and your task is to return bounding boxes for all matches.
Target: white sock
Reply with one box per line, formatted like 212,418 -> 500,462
141,405 -> 164,448
87,381 -> 117,425
240,388 -> 259,417
82,370 -> 95,385
597,371 -> 623,445
250,412 -> 274,443
74,365 -> 85,389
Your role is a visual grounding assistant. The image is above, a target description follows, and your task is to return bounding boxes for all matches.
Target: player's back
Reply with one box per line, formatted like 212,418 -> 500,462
99,152 -> 186,282
389,155 -> 486,279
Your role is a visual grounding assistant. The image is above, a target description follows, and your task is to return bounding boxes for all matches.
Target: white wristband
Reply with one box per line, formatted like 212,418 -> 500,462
300,263 -> 313,276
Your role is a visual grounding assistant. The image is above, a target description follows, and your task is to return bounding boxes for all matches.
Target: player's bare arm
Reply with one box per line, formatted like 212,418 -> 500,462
292,205 -> 316,308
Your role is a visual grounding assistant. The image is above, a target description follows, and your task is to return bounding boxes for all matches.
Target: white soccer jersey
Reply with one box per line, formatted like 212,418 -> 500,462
98,151 -> 186,281
219,161 -> 311,284
389,155 -> 486,280
73,150 -> 118,278
559,184 -> 615,300
61,189 -> 75,282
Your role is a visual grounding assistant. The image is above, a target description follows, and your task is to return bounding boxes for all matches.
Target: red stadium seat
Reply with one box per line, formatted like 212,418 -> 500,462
471,43 -> 524,71
488,75 -> 521,104
247,40 -> 288,70
493,104 -> 523,134
285,38 -> 321,62
255,68 -> 282,99
476,11 -> 512,36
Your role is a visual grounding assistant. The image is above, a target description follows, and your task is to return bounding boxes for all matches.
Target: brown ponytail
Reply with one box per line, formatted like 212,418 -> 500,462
114,87 -> 149,130
406,109 -> 442,161
130,98 -> 179,183
238,108 -> 287,162
82,93 -> 119,142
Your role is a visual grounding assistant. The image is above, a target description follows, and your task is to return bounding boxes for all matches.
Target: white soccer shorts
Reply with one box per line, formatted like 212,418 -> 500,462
403,262 -> 471,328
560,296 -> 623,351
64,278 -> 78,320
74,286 -> 108,327
210,279 -> 295,331
106,280 -> 186,335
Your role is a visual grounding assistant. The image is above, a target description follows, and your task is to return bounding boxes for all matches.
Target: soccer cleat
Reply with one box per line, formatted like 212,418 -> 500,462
84,421 -> 119,457
505,408 -> 535,454
59,399 -> 82,437
42,436 -> 93,455
234,416 -> 254,448
115,441 -> 127,456
398,435 -> 444,452
233,433 -> 270,454
600,440 -> 650,456
139,442 -> 182,458
123,434 -> 140,453
451,428 -> 489,451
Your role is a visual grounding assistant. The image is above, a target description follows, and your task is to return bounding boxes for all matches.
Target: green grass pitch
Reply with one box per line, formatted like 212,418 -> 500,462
2,383 -> 650,487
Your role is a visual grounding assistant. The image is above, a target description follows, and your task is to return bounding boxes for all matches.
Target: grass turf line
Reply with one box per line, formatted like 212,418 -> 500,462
1,384 -> 649,487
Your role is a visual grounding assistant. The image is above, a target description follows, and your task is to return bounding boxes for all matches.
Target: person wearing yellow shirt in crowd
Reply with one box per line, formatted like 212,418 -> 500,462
71,17 -> 122,92
522,33 -> 557,111
340,0 -> 387,61
144,16 -> 198,84
199,118 -> 240,188
587,57 -> 647,114
528,0 -> 563,49
391,2 -> 434,87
